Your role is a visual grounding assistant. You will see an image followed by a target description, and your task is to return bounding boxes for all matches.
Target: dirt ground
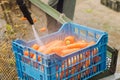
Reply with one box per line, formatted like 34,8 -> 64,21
74,0 -> 120,73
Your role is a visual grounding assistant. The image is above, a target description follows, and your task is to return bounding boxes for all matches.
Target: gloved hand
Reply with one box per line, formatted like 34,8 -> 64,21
16,0 -> 34,25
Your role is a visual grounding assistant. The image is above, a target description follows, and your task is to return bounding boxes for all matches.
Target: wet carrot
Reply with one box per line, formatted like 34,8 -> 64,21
66,41 -> 88,49
37,46 -> 46,52
43,40 -> 64,54
88,41 -> 95,46
43,48 -> 53,54
31,44 -> 40,50
64,36 -> 75,45
45,40 -> 64,47
52,46 -> 67,55
61,48 -> 80,56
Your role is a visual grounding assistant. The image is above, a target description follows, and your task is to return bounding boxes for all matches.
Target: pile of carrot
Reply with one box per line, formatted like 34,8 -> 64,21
23,36 -> 99,78
24,36 -> 95,58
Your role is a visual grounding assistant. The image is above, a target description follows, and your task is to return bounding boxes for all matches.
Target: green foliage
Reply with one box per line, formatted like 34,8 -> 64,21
5,24 -> 14,34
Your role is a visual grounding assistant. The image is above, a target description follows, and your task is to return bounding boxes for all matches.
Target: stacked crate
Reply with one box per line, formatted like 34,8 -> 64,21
101,0 -> 120,12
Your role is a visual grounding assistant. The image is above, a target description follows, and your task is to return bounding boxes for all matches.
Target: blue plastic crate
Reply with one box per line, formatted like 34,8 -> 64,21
12,22 -> 108,80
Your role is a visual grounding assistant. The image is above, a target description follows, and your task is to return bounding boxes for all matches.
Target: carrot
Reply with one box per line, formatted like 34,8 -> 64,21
88,41 -> 95,46
64,36 -> 75,45
24,51 -> 29,56
60,48 -> 80,56
30,53 -> 34,58
45,40 -> 64,48
93,66 -> 97,73
78,74 -> 81,79
78,63 -> 82,71
32,55 -> 41,61
66,41 -> 88,49
86,69 -> 90,75
43,48 -> 53,54
23,51 -> 34,58
60,71 -> 64,79
31,44 -> 40,50
71,66 -> 76,74
93,56 -> 100,63
85,59 -> 90,67
52,46 -> 67,55
66,69 -> 69,77
38,56 -> 41,61
86,51 -> 90,58
43,40 -> 64,54
32,54 -> 36,60
73,56 -> 77,64
92,48 -> 98,55
39,27 -> 47,32
20,17 -> 27,20
79,54 -> 83,61
37,46 -> 46,52
33,18 -> 37,22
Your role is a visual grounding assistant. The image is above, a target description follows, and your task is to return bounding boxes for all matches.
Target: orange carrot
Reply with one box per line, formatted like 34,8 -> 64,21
52,46 -> 67,54
33,18 -> 37,22
43,48 -> 53,54
67,41 -> 88,49
93,56 -> 100,63
88,41 -> 95,46
86,51 -> 90,58
38,56 -> 41,61
93,66 -> 97,72
60,48 -> 80,56
39,27 -> 47,32
60,71 -> 64,79
31,44 -> 40,50
20,17 -> 27,20
45,40 -> 64,47
43,40 -> 64,54
92,48 -> 98,55
32,55 -> 41,61
85,59 -> 90,67
64,36 -> 75,45
86,69 -> 90,75
66,69 -> 69,77
71,66 -> 76,74
79,54 -> 83,61
24,51 -> 34,58
37,46 -> 46,52
78,74 -> 81,79
24,51 -> 29,56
